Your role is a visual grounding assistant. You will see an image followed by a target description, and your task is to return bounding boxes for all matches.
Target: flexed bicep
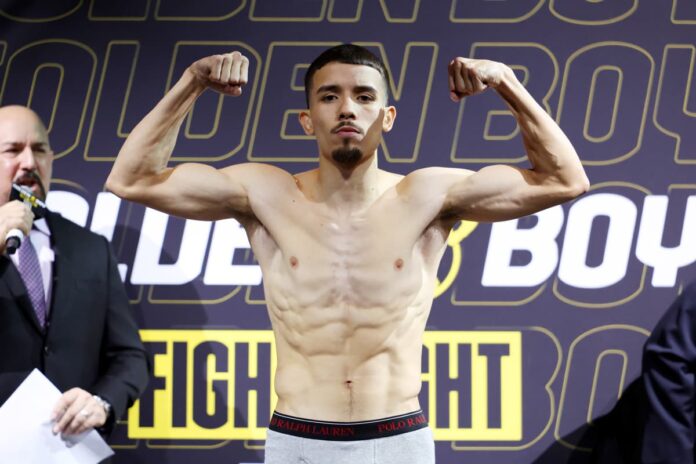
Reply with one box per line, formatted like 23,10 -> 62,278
115,162 -> 289,222
128,162 -> 248,220
443,164 -> 578,222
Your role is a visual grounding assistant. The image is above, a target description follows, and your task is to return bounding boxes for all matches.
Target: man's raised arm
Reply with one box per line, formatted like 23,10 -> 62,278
406,57 -> 589,224
106,52 -> 262,221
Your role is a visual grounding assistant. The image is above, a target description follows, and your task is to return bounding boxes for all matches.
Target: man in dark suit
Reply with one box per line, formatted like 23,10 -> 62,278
0,105 -> 149,437
641,281 -> 696,464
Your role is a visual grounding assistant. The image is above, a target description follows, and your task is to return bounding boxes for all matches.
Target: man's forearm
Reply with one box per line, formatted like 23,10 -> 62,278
106,69 -> 205,196
495,67 -> 588,190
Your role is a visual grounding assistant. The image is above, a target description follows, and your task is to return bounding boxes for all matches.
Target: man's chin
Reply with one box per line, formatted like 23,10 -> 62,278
32,184 -> 47,201
331,147 -> 363,169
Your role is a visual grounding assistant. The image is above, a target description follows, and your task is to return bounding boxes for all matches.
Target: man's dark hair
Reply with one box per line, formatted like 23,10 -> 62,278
304,44 -> 390,107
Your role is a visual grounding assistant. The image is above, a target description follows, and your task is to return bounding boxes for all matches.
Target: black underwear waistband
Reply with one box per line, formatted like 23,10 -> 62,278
268,410 -> 428,441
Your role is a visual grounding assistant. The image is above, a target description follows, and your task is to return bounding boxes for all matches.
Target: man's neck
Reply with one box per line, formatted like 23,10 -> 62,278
316,152 -> 380,210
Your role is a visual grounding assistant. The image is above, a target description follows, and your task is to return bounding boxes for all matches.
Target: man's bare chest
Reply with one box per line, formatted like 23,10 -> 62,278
250,210 -> 441,308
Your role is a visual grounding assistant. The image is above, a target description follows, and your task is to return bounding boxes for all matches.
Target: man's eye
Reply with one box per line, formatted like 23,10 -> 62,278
358,95 -> 375,102
321,95 -> 337,102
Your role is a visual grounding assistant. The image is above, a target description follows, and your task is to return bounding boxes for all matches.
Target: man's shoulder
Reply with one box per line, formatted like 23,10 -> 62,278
392,167 -> 471,196
684,280 -> 696,294
222,162 -> 298,200
47,212 -> 107,246
223,162 -> 294,182
680,280 -> 696,307
378,168 -> 404,182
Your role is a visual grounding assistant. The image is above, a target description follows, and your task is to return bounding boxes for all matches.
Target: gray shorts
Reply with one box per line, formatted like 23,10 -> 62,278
264,427 -> 435,464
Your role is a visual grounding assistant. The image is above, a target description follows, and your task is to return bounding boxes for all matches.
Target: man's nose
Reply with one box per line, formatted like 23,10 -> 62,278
338,98 -> 356,120
18,146 -> 37,170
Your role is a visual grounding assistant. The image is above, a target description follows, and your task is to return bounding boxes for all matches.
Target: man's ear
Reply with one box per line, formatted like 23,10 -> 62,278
382,106 -> 396,132
299,110 -> 314,135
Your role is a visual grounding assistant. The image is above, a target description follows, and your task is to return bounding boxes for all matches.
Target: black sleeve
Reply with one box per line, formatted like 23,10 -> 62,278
642,284 -> 696,463
91,237 -> 150,435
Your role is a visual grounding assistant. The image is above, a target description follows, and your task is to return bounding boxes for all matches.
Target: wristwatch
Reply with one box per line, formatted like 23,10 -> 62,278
92,395 -> 112,417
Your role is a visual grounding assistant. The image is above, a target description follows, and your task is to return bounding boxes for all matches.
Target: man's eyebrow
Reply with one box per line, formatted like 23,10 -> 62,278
316,84 -> 379,95
0,141 -> 49,150
353,85 -> 378,95
316,84 -> 341,94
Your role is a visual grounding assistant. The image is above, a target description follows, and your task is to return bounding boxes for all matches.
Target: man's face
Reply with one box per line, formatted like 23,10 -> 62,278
0,107 -> 53,204
301,62 -> 395,169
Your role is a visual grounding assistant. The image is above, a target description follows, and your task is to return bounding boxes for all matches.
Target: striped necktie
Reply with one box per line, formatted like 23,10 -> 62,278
17,237 -> 47,328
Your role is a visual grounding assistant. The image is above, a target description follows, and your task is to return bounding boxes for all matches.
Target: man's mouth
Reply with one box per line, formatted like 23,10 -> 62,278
332,124 -> 362,138
13,172 -> 45,199
15,176 -> 37,188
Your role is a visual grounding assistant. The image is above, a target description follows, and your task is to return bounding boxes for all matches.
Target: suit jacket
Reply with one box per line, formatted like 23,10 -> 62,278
641,281 -> 696,464
0,211 -> 149,432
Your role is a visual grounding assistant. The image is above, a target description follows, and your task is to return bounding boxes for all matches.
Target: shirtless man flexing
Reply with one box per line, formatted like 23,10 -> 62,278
107,44 -> 588,463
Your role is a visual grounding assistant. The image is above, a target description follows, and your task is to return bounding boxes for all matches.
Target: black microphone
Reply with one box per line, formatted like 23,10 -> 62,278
5,183 -> 48,255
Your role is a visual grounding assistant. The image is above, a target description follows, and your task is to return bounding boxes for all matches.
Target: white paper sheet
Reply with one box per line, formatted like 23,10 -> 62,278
0,369 -> 114,463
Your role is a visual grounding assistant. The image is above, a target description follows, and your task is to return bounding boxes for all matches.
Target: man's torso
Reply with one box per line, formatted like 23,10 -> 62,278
240,167 -> 451,421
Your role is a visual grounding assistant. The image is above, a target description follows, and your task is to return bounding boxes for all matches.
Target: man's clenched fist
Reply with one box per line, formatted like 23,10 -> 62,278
189,51 -> 249,96
447,57 -> 512,102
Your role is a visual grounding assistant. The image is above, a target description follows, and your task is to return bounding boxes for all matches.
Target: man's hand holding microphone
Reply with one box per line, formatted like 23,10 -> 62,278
1,181 -> 47,255
0,187 -> 34,255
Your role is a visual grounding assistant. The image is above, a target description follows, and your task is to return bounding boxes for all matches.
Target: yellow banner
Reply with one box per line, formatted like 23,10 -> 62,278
128,330 -> 521,441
